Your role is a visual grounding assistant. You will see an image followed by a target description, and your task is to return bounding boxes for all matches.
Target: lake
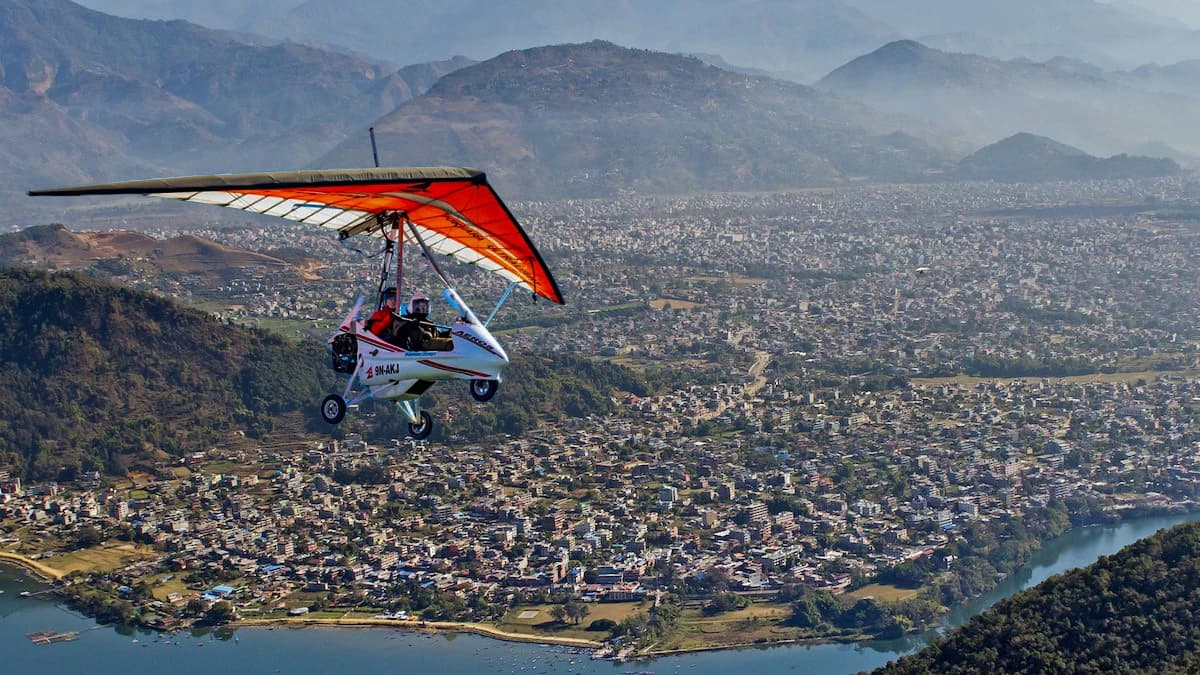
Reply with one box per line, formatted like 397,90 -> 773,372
3,511 -> 1197,675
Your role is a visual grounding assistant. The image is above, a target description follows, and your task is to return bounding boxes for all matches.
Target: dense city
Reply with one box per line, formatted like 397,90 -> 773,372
3,176 -> 1200,655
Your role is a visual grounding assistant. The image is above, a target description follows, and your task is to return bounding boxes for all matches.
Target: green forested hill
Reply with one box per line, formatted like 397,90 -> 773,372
874,520 -> 1200,674
0,267 -> 330,479
0,267 -> 651,478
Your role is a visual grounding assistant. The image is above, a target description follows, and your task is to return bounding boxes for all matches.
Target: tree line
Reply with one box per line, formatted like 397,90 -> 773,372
0,268 -> 331,479
874,520 -> 1200,674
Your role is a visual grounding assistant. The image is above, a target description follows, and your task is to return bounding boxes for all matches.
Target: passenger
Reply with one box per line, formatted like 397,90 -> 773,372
365,287 -> 399,338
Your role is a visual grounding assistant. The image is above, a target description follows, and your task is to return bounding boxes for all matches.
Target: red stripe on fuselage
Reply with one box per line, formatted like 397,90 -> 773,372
417,359 -> 489,378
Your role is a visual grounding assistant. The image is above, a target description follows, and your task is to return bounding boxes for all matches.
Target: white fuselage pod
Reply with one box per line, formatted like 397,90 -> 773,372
353,317 -> 508,402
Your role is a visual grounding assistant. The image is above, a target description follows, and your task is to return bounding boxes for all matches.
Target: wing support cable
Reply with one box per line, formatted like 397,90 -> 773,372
405,217 -> 454,291
485,281 -> 519,328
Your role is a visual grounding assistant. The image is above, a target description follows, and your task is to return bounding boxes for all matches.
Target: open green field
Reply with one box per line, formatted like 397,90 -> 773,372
846,583 -> 923,602
683,273 -> 768,286
660,601 -> 812,651
650,298 -> 702,310
202,460 -> 260,476
187,300 -> 323,340
494,601 -> 643,640
46,543 -> 154,575
584,301 -> 644,315
147,573 -> 192,601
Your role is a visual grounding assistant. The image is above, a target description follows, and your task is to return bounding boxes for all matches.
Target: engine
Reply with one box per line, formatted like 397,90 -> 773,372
329,333 -> 358,373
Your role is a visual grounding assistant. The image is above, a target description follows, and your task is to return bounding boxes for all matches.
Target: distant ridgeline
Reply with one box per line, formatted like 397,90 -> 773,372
0,268 -> 331,480
874,521 -> 1200,674
957,133 -> 1181,183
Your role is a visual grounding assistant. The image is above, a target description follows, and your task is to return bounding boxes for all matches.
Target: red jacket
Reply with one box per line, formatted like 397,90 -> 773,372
365,307 -> 394,336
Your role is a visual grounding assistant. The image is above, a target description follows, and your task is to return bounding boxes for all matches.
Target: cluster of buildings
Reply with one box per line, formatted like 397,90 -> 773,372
2,176 -> 1199,631
2,365 -> 1199,624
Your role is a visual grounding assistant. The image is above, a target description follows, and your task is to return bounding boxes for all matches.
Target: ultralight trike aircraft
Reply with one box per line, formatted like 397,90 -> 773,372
30,167 -> 565,439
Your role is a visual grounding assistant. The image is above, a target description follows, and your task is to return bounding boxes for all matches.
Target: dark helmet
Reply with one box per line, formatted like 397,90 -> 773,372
379,287 -> 398,309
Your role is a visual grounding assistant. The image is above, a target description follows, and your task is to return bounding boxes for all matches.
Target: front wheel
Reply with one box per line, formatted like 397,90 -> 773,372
321,394 -> 347,425
470,379 -> 499,402
407,410 -> 433,440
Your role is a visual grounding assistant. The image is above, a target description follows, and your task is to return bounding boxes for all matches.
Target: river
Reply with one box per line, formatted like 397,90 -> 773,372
3,511 -> 1197,675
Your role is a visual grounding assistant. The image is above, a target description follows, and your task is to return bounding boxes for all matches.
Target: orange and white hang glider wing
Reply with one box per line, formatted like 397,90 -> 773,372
29,167 -> 564,305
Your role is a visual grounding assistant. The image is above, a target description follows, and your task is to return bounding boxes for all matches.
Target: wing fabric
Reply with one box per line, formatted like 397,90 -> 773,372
29,167 -> 564,304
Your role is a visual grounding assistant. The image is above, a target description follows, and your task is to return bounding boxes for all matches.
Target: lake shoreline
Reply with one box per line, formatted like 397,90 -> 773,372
233,612 -> 895,658
231,615 -> 892,663
0,550 -> 65,582
5,508 -> 1198,662
235,616 -> 605,649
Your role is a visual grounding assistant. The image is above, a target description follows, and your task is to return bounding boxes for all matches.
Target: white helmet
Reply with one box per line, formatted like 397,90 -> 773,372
409,293 -> 430,318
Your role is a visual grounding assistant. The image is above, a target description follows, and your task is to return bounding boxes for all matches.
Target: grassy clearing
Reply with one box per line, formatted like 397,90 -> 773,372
584,302 -> 644,315
650,298 -> 703,310
656,601 -> 809,651
47,543 -> 154,575
663,604 -> 812,651
147,573 -> 193,601
275,590 -> 330,610
846,583 -> 922,603
188,300 -> 322,339
495,601 -> 643,640
664,621 -> 803,650
0,551 -> 66,580
202,460 -> 257,476
680,601 -> 791,624
730,274 -> 768,286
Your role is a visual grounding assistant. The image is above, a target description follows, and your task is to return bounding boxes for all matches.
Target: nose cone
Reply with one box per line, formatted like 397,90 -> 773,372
469,322 -> 508,369
486,329 -> 509,366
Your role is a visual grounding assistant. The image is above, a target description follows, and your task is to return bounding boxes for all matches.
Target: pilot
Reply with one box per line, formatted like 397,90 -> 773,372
390,293 -> 435,350
409,293 -> 431,321
393,292 -> 453,351
365,287 -> 399,338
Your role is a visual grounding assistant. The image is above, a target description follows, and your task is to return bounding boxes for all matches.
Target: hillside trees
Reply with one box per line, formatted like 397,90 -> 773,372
0,268 -> 331,478
875,521 -> 1200,674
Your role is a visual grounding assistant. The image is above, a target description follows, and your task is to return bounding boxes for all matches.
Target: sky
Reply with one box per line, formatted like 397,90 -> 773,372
1103,0 -> 1200,28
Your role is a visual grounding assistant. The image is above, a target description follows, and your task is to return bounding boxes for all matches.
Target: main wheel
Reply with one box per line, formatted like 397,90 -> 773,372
470,379 -> 499,402
321,394 -> 347,425
407,410 -> 433,440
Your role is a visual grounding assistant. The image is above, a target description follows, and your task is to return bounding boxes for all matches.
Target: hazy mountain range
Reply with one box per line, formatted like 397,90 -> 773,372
958,133 -> 1180,182
77,0 -> 1200,80
6,0 -> 1195,226
0,0 -> 465,202
318,40 -> 955,199
818,40 -> 1200,159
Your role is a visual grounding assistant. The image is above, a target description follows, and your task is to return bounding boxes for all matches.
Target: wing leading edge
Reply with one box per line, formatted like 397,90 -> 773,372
29,167 -> 564,305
